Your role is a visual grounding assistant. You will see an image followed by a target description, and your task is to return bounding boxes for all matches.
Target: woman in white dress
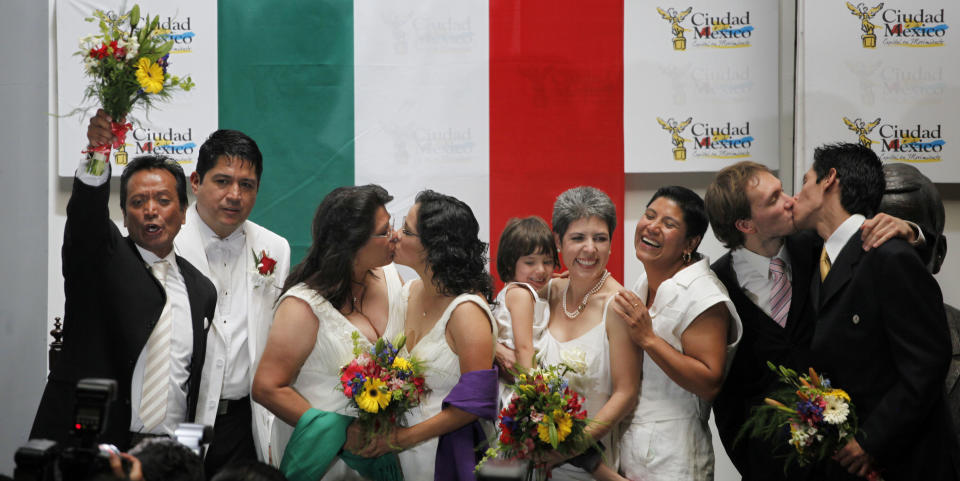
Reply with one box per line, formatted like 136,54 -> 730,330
541,187 -> 642,481
614,186 -> 743,481
252,185 -> 404,481
350,189 -> 499,481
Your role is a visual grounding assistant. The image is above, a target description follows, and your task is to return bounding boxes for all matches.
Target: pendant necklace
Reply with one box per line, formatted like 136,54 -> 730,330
562,270 -> 610,319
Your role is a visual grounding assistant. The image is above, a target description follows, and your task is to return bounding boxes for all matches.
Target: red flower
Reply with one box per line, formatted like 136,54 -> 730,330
255,250 -> 277,275
90,44 -> 109,59
500,426 -> 514,445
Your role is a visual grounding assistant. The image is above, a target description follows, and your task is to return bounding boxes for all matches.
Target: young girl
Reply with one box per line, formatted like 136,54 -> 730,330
494,216 -> 626,481
493,216 -> 557,383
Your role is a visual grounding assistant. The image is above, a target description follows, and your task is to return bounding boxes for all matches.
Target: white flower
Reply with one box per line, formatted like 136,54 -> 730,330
823,395 -> 850,425
790,427 -> 810,447
560,348 -> 588,374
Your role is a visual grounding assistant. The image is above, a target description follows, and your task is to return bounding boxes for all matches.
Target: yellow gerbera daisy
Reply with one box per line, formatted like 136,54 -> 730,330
828,389 -> 851,402
536,409 -> 573,444
135,57 -> 164,94
357,377 -> 391,413
392,356 -> 412,371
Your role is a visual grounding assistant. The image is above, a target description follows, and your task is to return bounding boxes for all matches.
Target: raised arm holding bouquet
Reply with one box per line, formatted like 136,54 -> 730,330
76,4 -> 194,175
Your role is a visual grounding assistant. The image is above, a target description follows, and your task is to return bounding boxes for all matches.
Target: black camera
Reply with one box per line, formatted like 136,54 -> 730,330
15,378 -> 117,481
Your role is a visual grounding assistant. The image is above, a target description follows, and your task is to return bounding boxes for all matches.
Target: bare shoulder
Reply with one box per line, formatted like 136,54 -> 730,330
504,284 -> 537,306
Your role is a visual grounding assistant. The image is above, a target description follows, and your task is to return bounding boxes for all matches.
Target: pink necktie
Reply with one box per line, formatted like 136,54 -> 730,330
769,257 -> 791,328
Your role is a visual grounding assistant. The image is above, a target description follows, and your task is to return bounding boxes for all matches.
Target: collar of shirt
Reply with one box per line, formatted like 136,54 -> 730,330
196,208 -> 246,259
824,214 -> 866,264
135,244 -> 181,278
731,243 -> 792,285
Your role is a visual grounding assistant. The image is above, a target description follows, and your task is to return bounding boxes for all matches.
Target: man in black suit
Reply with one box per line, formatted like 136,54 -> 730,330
792,143 -> 955,480
705,161 -> 920,480
31,110 -> 216,450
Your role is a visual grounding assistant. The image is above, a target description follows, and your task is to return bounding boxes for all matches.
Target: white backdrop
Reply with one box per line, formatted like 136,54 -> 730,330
800,0 -> 958,179
625,0 -> 780,173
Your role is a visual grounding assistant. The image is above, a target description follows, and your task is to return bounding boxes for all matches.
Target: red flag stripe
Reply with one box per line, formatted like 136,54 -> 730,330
489,0 -> 625,289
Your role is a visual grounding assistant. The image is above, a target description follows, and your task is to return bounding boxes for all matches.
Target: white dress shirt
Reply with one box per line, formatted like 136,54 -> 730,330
76,157 -> 193,436
823,214 -> 867,265
731,244 -> 792,319
197,215 -> 251,400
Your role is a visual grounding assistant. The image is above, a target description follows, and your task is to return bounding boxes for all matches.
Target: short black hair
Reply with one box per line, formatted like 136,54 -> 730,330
119,155 -> 188,213
812,143 -> 884,217
648,185 -> 709,248
196,129 -> 264,184
496,216 -> 558,283
129,438 -> 204,481
210,461 -> 287,481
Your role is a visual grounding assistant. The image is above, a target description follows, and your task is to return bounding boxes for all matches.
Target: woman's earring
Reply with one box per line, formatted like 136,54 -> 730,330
681,251 -> 692,264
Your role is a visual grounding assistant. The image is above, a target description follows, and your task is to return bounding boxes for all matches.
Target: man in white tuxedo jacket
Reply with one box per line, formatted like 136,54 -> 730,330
174,130 -> 290,476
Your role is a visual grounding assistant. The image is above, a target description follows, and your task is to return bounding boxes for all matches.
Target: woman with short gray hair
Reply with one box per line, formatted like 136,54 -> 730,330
539,186 -> 641,480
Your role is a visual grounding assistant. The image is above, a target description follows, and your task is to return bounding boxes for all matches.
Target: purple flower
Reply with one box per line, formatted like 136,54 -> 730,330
796,399 -> 824,426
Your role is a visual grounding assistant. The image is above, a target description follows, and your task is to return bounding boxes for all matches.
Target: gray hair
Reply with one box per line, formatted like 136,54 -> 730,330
552,186 -> 617,239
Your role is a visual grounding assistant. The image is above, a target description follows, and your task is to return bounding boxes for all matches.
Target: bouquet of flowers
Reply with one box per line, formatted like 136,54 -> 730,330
338,332 -> 428,435
477,349 -> 597,481
739,362 -> 880,479
75,4 -> 195,175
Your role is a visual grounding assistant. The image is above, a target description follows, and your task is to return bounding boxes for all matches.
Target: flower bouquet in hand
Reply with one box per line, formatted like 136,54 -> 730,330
738,362 -> 881,480
76,4 -> 195,174
338,332 -> 429,440
477,349 -> 598,481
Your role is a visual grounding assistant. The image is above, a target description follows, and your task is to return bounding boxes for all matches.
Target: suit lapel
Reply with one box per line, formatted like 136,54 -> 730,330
786,235 -> 814,332
176,205 -> 212,278
819,234 -> 863,309
714,252 -> 781,333
242,222 -> 264,365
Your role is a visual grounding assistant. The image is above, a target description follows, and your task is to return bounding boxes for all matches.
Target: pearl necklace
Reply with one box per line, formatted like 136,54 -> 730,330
561,270 -> 610,319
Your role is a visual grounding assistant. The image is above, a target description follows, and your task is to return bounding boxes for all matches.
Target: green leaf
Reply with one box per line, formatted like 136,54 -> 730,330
548,421 -> 558,448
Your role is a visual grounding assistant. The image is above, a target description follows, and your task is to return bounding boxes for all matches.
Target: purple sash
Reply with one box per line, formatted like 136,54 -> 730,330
435,368 -> 499,480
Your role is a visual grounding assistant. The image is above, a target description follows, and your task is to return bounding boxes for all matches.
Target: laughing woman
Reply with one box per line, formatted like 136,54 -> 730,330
540,187 -> 642,480
615,186 -> 742,481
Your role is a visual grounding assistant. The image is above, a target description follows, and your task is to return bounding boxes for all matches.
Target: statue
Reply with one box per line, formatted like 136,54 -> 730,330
657,116 -> 692,161
846,2 -> 884,48
657,7 -> 692,50
878,163 -> 960,459
843,116 -> 881,149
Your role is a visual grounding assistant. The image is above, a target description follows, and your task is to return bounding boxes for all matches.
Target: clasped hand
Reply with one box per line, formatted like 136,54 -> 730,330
344,420 -> 402,458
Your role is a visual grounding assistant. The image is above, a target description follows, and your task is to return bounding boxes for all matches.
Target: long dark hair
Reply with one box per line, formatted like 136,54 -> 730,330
282,184 -> 393,310
415,190 -> 494,303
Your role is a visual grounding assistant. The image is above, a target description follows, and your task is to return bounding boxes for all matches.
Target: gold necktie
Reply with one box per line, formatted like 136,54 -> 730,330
819,248 -> 831,282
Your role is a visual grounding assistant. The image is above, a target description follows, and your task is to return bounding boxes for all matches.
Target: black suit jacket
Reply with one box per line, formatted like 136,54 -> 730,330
711,231 -> 820,481
31,177 -> 216,450
810,233 -> 955,480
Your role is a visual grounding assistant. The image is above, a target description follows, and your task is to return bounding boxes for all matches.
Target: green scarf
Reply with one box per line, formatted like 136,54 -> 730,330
279,408 -> 403,481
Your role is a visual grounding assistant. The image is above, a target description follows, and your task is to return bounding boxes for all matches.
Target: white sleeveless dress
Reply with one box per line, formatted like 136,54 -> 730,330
537,279 -> 619,481
382,281 -> 498,481
269,264 -> 404,480
493,282 -> 550,409
619,258 -> 743,481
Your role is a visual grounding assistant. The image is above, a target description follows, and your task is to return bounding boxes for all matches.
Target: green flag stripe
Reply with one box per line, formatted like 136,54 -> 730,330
218,0 -> 355,265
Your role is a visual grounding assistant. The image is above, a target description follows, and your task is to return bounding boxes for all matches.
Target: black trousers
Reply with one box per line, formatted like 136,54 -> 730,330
203,396 -> 258,479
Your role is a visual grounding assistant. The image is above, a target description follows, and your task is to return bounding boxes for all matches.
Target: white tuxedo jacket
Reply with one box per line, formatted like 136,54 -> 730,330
174,204 -> 291,461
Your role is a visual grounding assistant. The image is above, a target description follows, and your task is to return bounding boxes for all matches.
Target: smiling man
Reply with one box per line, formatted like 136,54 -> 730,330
31,109 -> 216,449
173,129 -> 290,475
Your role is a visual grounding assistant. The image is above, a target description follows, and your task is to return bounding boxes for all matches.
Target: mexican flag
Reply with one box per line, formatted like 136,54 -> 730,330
221,0 -> 625,283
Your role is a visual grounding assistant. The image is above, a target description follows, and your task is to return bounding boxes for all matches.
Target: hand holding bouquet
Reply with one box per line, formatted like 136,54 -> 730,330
338,332 -> 428,440
76,4 -> 195,174
738,362 -> 882,480
478,348 -> 598,481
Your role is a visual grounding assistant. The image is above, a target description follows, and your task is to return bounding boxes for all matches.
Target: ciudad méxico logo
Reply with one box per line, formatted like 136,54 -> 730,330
657,116 -> 754,161
656,6 -> 755,50
842,115 -> 946,163
845,2 -> 949,48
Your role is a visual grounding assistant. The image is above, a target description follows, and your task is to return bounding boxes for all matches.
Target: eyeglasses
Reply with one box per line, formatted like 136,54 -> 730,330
370,220 -> 395,239
400,216 -> 419,238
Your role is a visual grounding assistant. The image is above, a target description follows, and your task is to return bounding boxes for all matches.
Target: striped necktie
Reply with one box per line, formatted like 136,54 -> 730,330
140,260 -> 172,432
769,257 -> 791,328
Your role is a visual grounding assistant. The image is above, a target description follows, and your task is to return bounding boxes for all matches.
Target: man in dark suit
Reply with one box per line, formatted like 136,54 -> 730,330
792,143 -> 955,480
31,110 -> 216,450
705,161 -> 921,480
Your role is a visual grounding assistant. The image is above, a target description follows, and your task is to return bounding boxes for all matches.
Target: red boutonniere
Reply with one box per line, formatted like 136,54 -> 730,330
251,250 -> 278,289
